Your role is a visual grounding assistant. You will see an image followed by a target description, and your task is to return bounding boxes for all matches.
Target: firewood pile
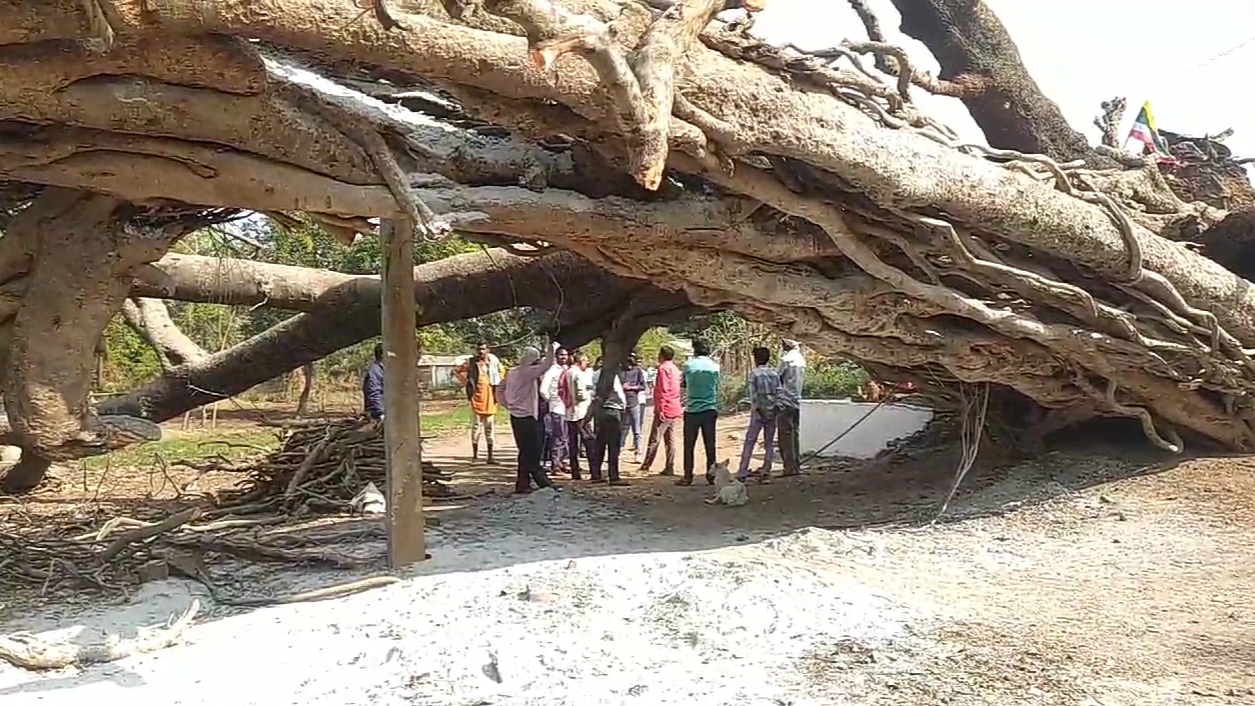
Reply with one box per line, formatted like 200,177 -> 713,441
217,417 -> 458,513
0,418 -> 455,637
0,502 -> 402,670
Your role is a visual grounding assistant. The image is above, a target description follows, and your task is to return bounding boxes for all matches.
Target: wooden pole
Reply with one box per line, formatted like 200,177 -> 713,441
380,218 -> 426,566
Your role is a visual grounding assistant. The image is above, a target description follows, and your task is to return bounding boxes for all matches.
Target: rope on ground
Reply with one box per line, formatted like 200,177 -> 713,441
797,394 -> 895,467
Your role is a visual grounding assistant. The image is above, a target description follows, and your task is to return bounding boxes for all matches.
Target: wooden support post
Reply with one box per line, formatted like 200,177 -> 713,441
380,218 -> 426,566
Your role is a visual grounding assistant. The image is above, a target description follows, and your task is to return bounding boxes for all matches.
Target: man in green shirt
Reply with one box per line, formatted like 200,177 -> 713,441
679,339 -> 721,486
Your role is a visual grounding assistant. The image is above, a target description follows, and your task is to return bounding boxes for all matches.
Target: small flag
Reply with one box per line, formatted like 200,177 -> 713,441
1124,101 -> 1177,164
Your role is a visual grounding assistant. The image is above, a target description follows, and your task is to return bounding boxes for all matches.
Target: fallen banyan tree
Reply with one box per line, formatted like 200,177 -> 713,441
0,0 -> 1253,496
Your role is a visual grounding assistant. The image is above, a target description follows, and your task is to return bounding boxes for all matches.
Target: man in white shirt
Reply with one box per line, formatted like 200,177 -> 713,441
564,351 -> 596,479
538,347 -> 570,475
776,339 -> 806,476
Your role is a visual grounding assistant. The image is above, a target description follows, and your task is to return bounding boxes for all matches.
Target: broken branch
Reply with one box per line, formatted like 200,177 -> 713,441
0,600 -> 200,670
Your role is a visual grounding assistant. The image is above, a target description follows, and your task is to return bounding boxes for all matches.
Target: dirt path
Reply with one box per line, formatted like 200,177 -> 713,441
422,414 -> 1255,704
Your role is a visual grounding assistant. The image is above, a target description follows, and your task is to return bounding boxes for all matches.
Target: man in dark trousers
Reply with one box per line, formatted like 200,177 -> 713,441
680,339 -> 721,486
588,366 -> 631,486
362,343 -> 385,421
502,343 -> 560,494
776,338 -> 806,476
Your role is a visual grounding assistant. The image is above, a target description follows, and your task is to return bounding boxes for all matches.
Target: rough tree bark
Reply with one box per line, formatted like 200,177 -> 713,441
0,189 -> 193,492
0,0 -> 1253,474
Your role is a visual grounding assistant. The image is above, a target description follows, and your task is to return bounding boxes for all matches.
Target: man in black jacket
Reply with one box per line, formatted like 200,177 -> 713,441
619,353 -> 647,461
362,343 -> 385,421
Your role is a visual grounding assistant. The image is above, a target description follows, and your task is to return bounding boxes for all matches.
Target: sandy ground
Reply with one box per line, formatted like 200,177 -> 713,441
1,408 -> 1254,705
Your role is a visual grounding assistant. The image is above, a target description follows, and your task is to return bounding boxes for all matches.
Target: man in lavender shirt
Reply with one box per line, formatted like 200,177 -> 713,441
503,342 -> 559,494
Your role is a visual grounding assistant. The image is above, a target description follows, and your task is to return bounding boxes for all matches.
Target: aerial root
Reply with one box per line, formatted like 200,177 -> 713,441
0,600 -> 200,670
933,383 -> 990,521
913,215 -> 1194,359
79,0 -> 117,53
1071,375 -> 1183,453
191,575 -> 402,607
833,219 -> 1214,451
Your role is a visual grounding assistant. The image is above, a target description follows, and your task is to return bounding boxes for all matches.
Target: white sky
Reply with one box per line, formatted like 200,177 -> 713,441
750,0 -> 1255,166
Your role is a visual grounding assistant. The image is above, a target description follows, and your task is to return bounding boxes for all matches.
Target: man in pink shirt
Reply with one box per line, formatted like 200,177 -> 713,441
639,345 -> 681,476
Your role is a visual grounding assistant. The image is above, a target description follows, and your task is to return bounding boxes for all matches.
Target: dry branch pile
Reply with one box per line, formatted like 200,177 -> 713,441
0,418 -> 457,599
1161,130 -> 1255,212
0,502 -> 402,669
217,417 -> 458,511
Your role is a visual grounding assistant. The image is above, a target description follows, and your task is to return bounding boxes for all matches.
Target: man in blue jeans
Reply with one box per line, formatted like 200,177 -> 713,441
739,346 -> 781,483
619,353 -> 647,461
679,339 -> 721,486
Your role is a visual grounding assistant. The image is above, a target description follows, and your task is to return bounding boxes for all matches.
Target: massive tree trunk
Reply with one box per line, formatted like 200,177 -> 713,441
0,0 -> 1253,473
0,189 -> 197,492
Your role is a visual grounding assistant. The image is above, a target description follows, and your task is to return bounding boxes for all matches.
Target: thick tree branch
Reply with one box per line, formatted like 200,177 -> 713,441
886,0 -> 1113,166
1,0 -> 1253,456
99,249 -> 699,421
121,298 -> 208,369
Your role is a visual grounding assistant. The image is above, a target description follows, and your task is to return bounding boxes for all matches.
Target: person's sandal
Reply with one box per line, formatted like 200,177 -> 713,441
609,479 -> 631,487
675,477 -> 693,486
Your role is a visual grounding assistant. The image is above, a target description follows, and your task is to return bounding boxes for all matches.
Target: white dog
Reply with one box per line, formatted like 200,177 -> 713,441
704,459 -> 748,507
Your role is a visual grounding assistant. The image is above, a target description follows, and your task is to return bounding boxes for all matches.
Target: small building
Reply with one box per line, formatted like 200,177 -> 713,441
418,355 -> 467,389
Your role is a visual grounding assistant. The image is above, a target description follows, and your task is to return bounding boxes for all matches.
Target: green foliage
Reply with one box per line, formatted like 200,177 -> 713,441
169,301 -> 247,350
100,318 -> 161,391
634,326 -> 672,363
572,338 -> 603,364
803,359 -> 868,399
718,375 -> 748,413
673,311 -> 778,353
419,327 -> 465,355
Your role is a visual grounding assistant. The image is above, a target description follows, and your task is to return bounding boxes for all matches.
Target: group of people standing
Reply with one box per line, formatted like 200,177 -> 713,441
736,339 -> 806,484
637,338 -> 806,486
363,336 -> 809,496
499,343 -> 638,493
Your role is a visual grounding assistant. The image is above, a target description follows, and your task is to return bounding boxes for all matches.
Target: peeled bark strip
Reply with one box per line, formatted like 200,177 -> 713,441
0,600 -> 200,670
